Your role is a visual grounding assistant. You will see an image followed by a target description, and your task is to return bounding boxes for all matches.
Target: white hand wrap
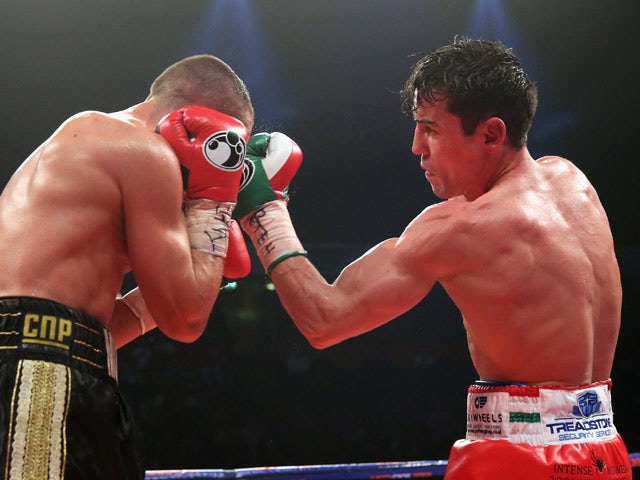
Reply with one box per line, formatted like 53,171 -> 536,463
120,289 -> 154,335
185,199 -> 235,257
240,200 -> 307,274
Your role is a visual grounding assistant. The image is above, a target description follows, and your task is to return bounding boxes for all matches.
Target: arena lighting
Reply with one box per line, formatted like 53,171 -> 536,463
185,0 -> 298,124
467,0 -> 535,75
185,0 -> 254,79
468,0 -> 517,46
467,0 -> 574,151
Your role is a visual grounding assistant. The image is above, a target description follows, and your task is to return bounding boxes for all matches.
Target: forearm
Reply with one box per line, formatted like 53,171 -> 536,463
268,237 -> 429,349
269,255 -> 397,349
148,200 -> 228,342
269,256 -> 347,349
187,248 -> 225,316
130,247 -> 222,345
242,201 -> 362,348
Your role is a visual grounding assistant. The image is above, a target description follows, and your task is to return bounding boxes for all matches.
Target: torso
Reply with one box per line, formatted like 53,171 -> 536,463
0,111 -> 160,322
410,155 -> 621,385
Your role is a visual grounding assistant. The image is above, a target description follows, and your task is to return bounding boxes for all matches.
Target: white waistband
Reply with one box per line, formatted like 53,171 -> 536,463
465,381 -> 617,446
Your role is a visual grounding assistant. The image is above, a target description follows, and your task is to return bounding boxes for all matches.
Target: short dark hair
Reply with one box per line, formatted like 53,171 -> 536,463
401,38 -> 538,148
148,55 -> 254,128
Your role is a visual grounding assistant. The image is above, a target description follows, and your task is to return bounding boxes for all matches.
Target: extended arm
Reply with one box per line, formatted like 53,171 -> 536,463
237,133 -> 434,348
268,238 -> 434,348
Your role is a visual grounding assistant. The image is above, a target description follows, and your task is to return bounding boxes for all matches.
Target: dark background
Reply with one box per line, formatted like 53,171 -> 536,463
2,0 -> 639,471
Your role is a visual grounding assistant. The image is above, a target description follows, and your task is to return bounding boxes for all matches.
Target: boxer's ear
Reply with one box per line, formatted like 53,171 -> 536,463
480,117 -> 507,151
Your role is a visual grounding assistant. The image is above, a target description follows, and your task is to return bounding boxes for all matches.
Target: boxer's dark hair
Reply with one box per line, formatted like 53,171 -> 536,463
401,37 -> 537,148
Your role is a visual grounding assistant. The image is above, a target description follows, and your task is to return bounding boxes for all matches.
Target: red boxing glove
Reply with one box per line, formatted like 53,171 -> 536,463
223,219 -> 252,279
157,106 -> 249,202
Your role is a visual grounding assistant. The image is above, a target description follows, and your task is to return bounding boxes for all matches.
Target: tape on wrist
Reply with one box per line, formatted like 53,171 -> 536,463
120,290 -> 153,335
185,199 -> 235,257
240,200 -> 305,273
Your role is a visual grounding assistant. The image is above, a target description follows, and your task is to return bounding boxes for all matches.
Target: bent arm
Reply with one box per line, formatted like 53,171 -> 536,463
269,238 -> 435,349
124,192 -> 224,343
119,138 -> 225,343
109,251 -> 221,347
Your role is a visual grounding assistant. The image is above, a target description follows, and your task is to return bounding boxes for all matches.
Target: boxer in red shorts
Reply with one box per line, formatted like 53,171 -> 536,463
231,37 -> 631,479
446,381 -> 630,479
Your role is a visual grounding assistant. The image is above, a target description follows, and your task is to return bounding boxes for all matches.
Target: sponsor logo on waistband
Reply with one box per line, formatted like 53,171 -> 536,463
21,314 -> 73,350
574,391 -> 600,417
474,396 -> 487,409
466,392 -> 506,436
466,385 -> 617,445
544,390 -> 614,443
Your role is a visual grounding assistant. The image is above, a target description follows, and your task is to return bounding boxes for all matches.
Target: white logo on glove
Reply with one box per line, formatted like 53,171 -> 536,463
238,159 -> 255,192
203,131 -> 246,171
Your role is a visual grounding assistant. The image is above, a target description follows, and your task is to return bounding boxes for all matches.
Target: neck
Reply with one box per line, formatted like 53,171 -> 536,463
464,146 -> 532,201
116,101 -> 167,131
491,147 -> 533,188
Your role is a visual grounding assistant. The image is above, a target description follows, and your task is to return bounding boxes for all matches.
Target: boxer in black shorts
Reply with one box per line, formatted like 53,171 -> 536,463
0,297 -> 143,479
0,54 -> 254,475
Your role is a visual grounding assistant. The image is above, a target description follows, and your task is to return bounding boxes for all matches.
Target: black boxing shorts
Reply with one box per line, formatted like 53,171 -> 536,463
445,380 -> 631,479
0,296 -> 144,480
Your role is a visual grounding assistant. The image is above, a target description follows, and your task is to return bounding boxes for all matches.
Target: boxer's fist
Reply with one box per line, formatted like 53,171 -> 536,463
235,132 -> 303,219
223,219 -> 251,279
157,106 -> 249,202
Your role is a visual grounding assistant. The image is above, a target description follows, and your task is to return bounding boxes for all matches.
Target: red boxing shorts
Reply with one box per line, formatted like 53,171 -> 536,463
445,380 -> 631,479
0,296 -> 144,480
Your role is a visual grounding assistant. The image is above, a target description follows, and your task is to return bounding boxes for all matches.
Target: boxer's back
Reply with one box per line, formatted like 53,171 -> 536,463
439,155 -> 621,385
0,112 -> 139,321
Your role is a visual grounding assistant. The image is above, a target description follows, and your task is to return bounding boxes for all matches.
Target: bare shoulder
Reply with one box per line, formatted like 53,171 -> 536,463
57,111 -> 178,177
537,155 -> 598,200
537,155 -> 571,166
61,110 -> 137,137
63,111 -> 168,154
537,155 -> 589,181
396,197 -> 490,278
403,196 -> 492,243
